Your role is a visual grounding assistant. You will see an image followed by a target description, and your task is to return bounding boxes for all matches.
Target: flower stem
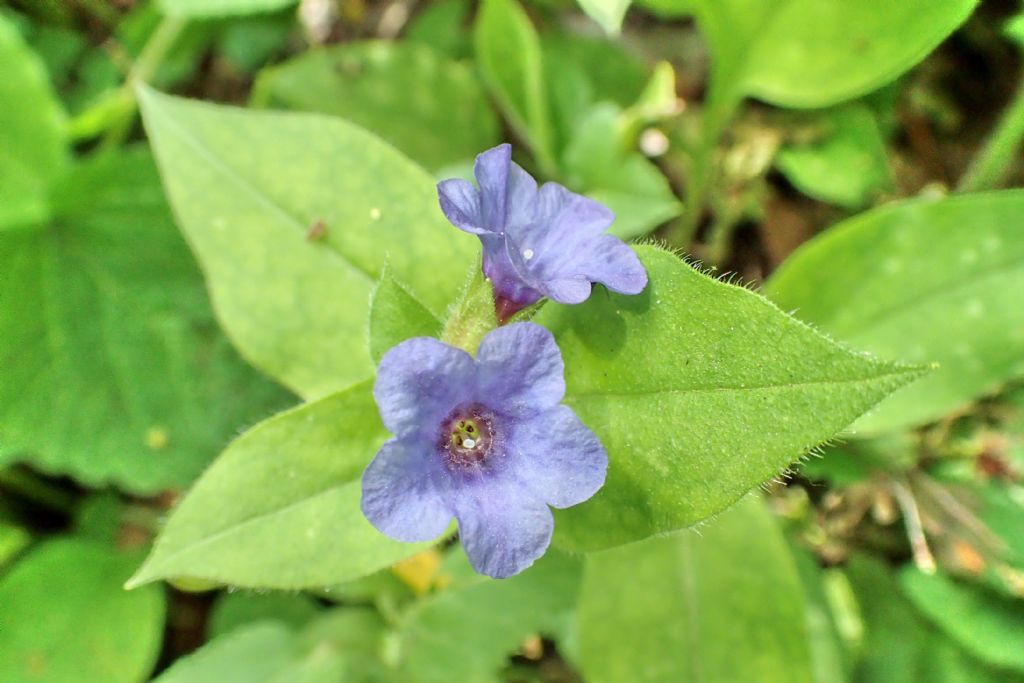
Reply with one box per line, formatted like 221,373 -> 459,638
958,76 -> 1024,192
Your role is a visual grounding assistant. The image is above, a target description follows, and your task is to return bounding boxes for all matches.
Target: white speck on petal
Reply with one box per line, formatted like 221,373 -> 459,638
522,249 -> 534,261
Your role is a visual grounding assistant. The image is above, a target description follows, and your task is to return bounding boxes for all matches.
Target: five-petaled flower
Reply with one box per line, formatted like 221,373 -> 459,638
437,143 -> 647,319
360,322 -> 607,578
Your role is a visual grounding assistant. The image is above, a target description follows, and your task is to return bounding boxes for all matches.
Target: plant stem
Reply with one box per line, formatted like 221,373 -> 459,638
99,16 -> 188,152
958,76 -> 1024,192
665,88 -> 740,252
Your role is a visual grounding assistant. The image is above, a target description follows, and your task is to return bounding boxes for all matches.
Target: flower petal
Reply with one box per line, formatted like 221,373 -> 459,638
532,182 -> 615,237
361,438 -> 453,542
580,234 -> 648,295
374,337 -> 475,439
437,179 -> 487,234
476,323 -> 565,416
503,160 -> 539,231
540,277 -> 592,305
509,405 -> 607,509
473,144 -> 512,231
453,477 -> 553,578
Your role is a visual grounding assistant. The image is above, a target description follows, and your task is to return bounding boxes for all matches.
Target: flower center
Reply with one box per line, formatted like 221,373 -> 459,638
439,403 -> 496,468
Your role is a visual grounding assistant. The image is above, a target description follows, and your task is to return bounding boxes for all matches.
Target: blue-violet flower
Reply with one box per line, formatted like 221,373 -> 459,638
437,143 -> 647,318
360,322 -> 607,578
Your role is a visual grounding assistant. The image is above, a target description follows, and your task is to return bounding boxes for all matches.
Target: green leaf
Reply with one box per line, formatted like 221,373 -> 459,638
538,246 -> 925,551
0,148 -> 288,493
0,521 -> 29,571
129,380 -> 435,590
765,192 -> 1024,434
846,556 -> 1023,683
776,104 -> 892,209
577,0 -> 631,35
252,41 -> 500,172
577,496 -> 814,683
368,267 -> 441,365
901,568 -> 1024,672
0,539 -> 165,683
396,551 -> 581,683
137,86 -> 475,399
0,14 -> 67,229
693,0 -> 977,109
208,591 -> 324,639
474,0 -> 555,172
406,0 -> 472,59
157,609 -> 387,683
155,622 -> 299,683
158,0 -> 297,18
561,103 -> 682,238
541,33 -> 647,156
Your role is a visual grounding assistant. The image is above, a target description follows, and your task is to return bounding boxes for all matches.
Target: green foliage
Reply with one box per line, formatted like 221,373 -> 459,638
137,87 -> 475,399
0,521 -> 30,571
577,496 -> 814,683
128,381 -> 435,590
693,0 -> 978,110
368,267 -> 441,365
474,0 -> 556,173
207,591 -> 325,638
0,14 -> 67,229
846,556 -> 1023,683
155,612 -> 387,683
540,246 -> 925,550
766,193 -> 1024,434
0,149 -> 288,492
0,539 -> 165,683
561,103 -> 682,239
776,104 -> 892,209
901,568 -> 1024,672
252,41 -> 500,172
158,0 -> 297,18
396,551 -> 581,683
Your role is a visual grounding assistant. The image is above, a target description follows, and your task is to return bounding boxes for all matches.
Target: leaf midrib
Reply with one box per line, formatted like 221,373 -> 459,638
565,366 -> 921,401
145,98 -> 374,285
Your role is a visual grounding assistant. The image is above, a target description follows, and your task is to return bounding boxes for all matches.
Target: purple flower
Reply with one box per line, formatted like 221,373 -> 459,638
360,322 -> 607,578
437,144 -> 647,318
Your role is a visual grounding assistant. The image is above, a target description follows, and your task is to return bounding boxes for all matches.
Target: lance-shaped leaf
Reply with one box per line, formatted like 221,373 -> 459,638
137,86 -> 475,400
474,0 -> 555,172
693,0 -> 977,109
765,192 -> 1024,434
901,568 -> 1024,673
539,246 -> 925,551
577,496 -> 815,683
128,381 -> 436,590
